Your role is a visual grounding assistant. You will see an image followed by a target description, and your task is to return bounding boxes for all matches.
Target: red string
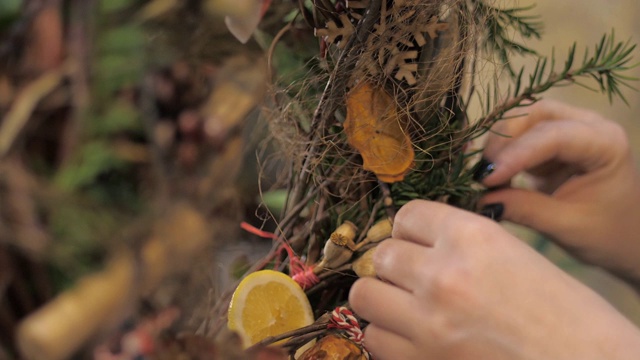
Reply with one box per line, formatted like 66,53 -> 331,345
328,307 -> 371,359
240,222 -> 319,290
291,265 -> 319,290
240,221 -> 277,239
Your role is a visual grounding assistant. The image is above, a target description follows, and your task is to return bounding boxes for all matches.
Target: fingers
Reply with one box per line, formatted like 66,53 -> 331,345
373,238 -> 433,292
349,277 -> 417,339
392,200 -> 467,247
484,100 -> 598,159
480,187 -> 582,238
482,119 -> 617,188
364,324 -> 415,360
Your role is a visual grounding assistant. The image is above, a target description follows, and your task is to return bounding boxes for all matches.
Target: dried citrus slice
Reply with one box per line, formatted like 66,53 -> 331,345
228,269 -> 314,348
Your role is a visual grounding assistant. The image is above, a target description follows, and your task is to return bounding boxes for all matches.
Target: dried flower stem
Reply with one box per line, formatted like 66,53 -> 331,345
356,197 -> 383,243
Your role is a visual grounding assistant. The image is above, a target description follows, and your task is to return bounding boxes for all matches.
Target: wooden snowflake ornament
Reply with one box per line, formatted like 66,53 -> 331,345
314,14 -> 355,49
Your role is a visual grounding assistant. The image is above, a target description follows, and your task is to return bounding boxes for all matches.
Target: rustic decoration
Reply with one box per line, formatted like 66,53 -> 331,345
2,1 -> 636,359
344,81 -> 414,183
314,14 -> 355,49
315,0 -> 451,85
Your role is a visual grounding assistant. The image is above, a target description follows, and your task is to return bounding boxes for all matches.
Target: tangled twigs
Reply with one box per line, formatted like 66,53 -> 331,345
278,155 -> 357,240
282,329 -> 327,351
286,0 -> 383,234
267,306 -> 368,356
305,263 -> 354,296
310,0 -> 382,126
249,315 -> 331,349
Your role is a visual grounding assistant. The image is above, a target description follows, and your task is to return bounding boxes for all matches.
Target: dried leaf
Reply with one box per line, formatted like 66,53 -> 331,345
200,56 -> 267,144
344,82 -> 414,183
224,5 -> 261,44
222,0 -> 272,43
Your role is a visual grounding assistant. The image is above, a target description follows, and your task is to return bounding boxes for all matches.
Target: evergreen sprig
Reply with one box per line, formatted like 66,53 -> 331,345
391,30 -> 637,208
474,1 -> 543,77
473,30 -> 637,136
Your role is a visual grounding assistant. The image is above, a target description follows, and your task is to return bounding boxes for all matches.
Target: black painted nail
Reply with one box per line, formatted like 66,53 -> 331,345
473,158 -> 496,182
480,203 -> 504,221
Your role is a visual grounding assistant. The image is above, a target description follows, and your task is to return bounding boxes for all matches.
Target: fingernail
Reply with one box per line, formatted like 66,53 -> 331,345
480,203 -> 504,221
473,158 -> 496,182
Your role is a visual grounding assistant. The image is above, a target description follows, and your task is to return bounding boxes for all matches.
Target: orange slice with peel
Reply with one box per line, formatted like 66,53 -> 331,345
228,270 -> 314,349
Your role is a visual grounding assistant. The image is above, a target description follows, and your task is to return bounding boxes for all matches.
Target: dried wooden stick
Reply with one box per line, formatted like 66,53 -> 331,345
0,62 -> 71,158
16,203 -> 211,360
251,322 -> 329,349
16,253 -> 136,360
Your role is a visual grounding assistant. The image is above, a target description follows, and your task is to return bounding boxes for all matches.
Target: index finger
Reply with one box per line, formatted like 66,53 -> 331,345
483,100 -> 602,161
391,200 -> 471,247
483,118 -> 626,188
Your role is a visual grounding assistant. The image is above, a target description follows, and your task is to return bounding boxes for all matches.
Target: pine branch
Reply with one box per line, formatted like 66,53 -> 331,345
472,30 -> 637,136
473,1 -> 543,77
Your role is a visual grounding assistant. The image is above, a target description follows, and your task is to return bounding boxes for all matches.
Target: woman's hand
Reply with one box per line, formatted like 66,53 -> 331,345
478,100 -> 640,285
349,200 -> 640,359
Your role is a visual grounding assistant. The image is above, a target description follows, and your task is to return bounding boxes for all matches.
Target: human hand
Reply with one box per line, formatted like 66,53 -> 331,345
477,99 -> 640,285
349,200 -> 640,359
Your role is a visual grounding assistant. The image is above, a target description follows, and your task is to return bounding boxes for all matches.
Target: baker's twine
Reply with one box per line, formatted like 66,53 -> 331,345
328,306 -> 372,359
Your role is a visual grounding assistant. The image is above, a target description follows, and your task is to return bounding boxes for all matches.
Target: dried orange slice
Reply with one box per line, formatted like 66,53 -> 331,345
344,81 -> 414,183
228,270 -> 314,348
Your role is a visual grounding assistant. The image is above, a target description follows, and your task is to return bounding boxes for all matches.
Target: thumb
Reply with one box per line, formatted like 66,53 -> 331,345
480,188 -> 583,240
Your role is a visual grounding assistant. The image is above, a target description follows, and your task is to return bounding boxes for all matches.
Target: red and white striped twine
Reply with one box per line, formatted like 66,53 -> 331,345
328,306 -> 371,359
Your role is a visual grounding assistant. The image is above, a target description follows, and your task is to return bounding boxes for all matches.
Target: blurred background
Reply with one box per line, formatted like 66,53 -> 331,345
1,1 -> 639,358
512,0 -> 640,325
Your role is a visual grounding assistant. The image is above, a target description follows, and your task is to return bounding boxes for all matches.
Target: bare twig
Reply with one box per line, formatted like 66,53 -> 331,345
356,197 -> 383,243
305,264 -> 354,296
267,20 -> 295,83
250,320 -> 329,348
0,62 -> 70,159
377,181 -> 396,220
286,0 -> 383,226
60,0 -> 94,166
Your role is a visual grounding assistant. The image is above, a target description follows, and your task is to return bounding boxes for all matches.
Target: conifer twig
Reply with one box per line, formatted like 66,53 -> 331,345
469,30 -> 637,137
473,1 -> 543,76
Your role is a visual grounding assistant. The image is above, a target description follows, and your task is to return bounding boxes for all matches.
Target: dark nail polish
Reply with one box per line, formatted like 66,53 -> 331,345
473,158 -> 496,182
480,203 -> 504,221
